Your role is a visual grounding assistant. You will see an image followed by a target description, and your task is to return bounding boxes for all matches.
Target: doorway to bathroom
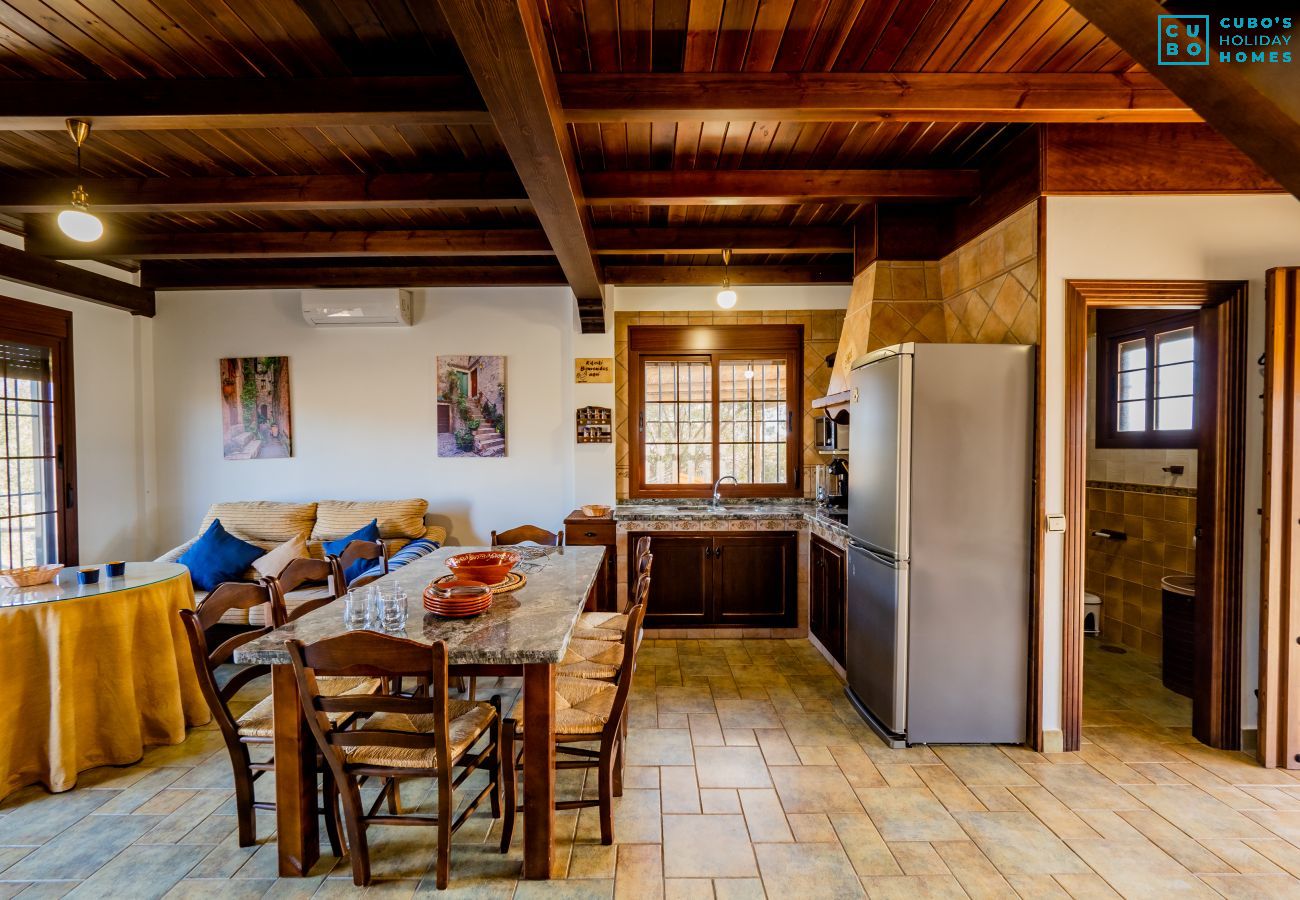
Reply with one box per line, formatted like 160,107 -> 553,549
1064,280 -> 1248,753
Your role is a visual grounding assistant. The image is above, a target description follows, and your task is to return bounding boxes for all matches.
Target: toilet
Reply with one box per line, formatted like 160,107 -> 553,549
1084,592 -> 1103,636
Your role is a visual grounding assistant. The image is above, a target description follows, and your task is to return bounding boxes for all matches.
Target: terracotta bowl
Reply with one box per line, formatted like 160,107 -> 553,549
445,550 -> 519,585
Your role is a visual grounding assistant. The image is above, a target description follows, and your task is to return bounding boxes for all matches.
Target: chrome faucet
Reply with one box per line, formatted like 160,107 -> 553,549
712,474 -> 738,506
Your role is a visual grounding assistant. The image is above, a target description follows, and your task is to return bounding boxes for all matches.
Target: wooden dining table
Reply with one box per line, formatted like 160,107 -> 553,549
232,544 -> 602,880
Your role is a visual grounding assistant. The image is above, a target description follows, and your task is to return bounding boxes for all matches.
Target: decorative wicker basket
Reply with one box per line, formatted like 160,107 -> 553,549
0,564 -> 64,588
581,504 -> 612,518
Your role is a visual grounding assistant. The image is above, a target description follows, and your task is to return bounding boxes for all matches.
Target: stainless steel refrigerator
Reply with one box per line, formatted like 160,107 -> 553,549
845,342 -> 1033,746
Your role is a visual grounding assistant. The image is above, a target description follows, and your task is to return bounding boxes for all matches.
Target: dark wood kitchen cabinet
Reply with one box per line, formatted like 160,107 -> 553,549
564,509 -> 617,611
810,534 -> 846,666
629,531 -> 797,629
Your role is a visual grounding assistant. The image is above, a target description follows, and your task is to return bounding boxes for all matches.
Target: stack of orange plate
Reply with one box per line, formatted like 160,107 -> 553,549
423,579 -> 493,618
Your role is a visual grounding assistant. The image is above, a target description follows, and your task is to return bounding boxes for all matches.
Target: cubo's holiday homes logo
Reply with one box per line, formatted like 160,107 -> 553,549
1157,14 -> 1294,66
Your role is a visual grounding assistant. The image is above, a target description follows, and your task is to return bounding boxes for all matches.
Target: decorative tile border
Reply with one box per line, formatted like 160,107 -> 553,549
1086,479 -> 1197,498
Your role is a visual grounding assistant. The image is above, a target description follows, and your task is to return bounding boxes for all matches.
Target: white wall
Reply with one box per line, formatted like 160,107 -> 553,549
0,233 -> 153,564
1045,195 -> 1300,736
152,288 -> 580,551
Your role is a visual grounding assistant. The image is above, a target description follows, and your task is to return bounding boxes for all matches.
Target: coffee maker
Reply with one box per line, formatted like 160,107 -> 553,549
827,457 -> 848,508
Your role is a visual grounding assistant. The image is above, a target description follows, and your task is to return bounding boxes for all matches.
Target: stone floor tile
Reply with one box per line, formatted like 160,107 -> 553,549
876,765 -> 926,788
626,731 -> 694,767
770,766 -> 863,815
62,844 -> 209,899
754,842 -> 864,898
1198,873 -> 1300,898
858,874 -> 966,898
1065,839 -> 1217,898
711,877 -> 767,899
514,878 -> 613,899
0,789 -> 117,845
737,789 -> 792,843
830,813 -> 901,878
568,844 -> 618,879
887,842 -> 948,876
914,765 -> 986,813
660,768 -> 701,815
661,815 -> 756,879
1025,763 -> 1146,811
723,729 -> 758,747
930,840 -> 1017,899
786,813 -> 838,843
1005,874 -> 1073,897
3,813 -> 163,881
613,844 -> 662,900
1116,808 -> 1235,873
1200,839 -> 1288,874
1123,785 -> 1274,840
856,788 -> 966,843
623,767 -> 660,791
795,746 -> 836,766
161,877 -> 273,898
967,786 -> 1027,813
663,877 -> 713,900
701,789 -> 741,814
934,746 -> 1037,788
694,748 -> 773,790
753,730 -> 800,767
828,744 -> 888,790
1050,872 -> 1123,897
953,811 -> 1090,875
1006,786 -> 1104,840
687,715 -> 725,747
1245,811 -> 1300,847
714,700 -> 783,730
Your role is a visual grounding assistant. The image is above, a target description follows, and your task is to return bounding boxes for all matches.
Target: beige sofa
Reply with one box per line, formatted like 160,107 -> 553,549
157,499 -> 445,626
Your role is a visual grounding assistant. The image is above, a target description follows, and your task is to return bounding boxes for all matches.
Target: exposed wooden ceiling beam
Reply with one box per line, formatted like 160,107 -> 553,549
26,225 -> 554,259
1066,0 -> 1300,198
436,0 -> 606,333
0,174 -> 530,213
140,264 -> 567,290
0,243 -> 153,315
27,224 -> 852,259
605,263 -> 852,285
585,170 -> 979,205
0,76 -> 489,130
559,72 -> 1198,123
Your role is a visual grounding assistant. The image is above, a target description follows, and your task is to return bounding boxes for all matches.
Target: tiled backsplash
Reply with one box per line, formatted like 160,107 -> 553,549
1085,481 -> 1196,657
613,310 -> 846,500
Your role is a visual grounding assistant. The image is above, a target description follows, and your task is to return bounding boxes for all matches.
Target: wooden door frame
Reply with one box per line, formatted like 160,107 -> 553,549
1063,280 -> 1247,752
1260,268 -> 1300,768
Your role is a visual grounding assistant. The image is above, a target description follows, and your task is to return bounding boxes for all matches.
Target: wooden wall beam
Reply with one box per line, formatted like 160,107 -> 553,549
0,76 -> 489,130
0,174 -> 530,213
140,264 -> 567,290
0,243 -> 153,315
1065,0 -> 1300,198
435,0 -> 606,332
560,72 -> 1198,123
585,170 -> 979,205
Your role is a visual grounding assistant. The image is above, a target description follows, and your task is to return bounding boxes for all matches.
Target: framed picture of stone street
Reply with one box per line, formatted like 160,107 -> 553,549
219,356 -> 293,460
436,355 -> 507,458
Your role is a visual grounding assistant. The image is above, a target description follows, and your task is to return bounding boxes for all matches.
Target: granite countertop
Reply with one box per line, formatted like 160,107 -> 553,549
232,545 -> 603,666
614,501 -> 851,537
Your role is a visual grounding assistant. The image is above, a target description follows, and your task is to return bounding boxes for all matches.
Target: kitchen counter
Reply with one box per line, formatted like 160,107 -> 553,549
614,500 -> 850,541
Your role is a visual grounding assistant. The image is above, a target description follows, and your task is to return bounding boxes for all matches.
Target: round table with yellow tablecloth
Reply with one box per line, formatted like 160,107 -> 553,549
0,561 -> 210,799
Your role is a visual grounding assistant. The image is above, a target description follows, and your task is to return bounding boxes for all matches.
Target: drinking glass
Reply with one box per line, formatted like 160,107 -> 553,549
379,587 -> 408,631
343,589 -> 371,630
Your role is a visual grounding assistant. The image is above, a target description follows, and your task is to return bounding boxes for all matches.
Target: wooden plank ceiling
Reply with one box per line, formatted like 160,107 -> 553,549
0,0 -> 1173,329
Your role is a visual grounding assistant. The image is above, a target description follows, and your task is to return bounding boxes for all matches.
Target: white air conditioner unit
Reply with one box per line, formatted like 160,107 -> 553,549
301,289 -> 414,326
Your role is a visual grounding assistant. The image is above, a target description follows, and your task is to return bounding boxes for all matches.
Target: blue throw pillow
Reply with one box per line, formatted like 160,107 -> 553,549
180,519 -> 264,592
323,519 -> 381,585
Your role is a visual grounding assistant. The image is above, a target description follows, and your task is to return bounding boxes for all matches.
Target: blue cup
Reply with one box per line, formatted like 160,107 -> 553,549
77,568 -> 100,585
105,561 -> 126,578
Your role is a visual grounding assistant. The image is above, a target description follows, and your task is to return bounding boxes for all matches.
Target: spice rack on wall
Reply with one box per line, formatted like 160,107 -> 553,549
576,406 -> 612,443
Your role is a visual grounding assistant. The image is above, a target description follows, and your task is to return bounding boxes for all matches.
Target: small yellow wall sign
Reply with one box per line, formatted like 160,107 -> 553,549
575,357 -> 613,383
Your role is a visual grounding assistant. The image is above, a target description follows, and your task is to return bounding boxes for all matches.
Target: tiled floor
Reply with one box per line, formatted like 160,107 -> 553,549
3,638 -> 1299,898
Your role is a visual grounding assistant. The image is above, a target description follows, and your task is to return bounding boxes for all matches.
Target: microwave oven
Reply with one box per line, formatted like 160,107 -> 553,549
814,414 -> 849,452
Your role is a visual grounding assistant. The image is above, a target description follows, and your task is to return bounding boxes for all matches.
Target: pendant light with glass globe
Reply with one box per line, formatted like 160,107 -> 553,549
57,119 -> 104,243
716,248 -> 737,309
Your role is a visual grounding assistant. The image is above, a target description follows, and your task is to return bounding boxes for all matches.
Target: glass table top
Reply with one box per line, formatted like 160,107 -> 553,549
0,562 -> 189,608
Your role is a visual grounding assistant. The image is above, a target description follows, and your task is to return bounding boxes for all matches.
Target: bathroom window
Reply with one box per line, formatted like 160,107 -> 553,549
629,325 -> 802,498
1097,311 -> 1198,449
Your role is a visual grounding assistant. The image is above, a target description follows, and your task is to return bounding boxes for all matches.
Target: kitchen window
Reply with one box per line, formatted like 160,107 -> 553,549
0,297 -> 77,567
630,325 -> 802,498
1097,311 -> 1198,449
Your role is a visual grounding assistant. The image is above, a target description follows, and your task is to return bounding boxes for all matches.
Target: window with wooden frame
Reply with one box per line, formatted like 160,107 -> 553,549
629,325 -> 803,498
1096,310 -> 1198,449
0,297 -> 78,568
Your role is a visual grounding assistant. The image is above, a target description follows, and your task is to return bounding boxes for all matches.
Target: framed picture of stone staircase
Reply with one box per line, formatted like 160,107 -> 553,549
436,355 -> 507,458
219,356 -> 293,460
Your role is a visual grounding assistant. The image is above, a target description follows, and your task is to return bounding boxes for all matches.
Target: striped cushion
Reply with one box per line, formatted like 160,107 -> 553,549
199,501 -> 317,543
311,499 -> 428,541
353,538 -> 440,584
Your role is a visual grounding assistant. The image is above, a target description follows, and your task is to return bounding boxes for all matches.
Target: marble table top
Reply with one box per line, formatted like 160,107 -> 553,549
233,545 -> 602,666
0,562 -> 188,609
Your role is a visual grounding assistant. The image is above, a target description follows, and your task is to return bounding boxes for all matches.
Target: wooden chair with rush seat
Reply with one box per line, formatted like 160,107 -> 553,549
490,524 -> 564,547
499,595 -> 648,848
268,556 -> 342,623
284,631 -> 508,889
179,580 -> 378,850
328,538 -> 388,592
